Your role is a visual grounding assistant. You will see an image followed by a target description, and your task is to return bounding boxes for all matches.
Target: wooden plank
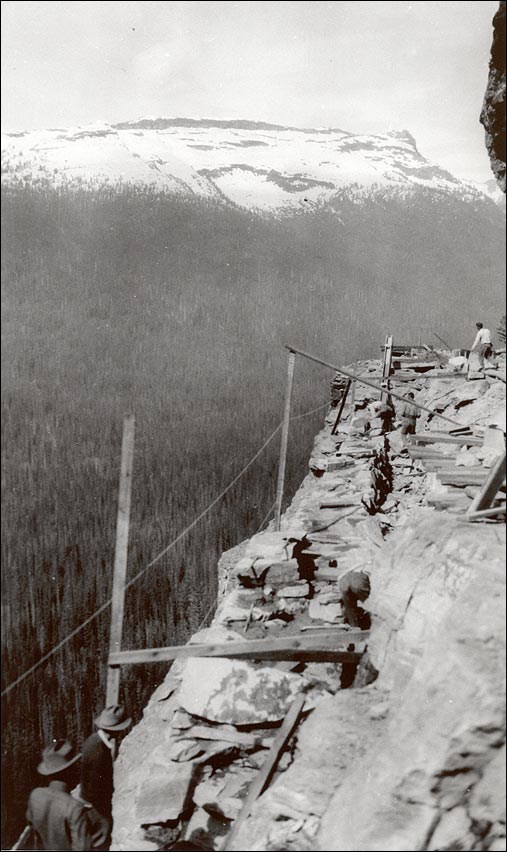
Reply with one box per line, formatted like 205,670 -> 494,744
108,630 -> 367,667
275,350 -> 296,530
437,472 -> 493,486
393,374 -> 468,381
106,415 -> 135,706
407,448 -> 456,458
285,345 -> 463,427
467,452 -> 507,515
465,504 -> 506,521
319,499 -> 360,509
222,694 -> 306,851
409,434 -> 483,447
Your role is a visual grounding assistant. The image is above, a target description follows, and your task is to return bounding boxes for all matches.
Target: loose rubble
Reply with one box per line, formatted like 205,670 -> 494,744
111,350 -> 505,852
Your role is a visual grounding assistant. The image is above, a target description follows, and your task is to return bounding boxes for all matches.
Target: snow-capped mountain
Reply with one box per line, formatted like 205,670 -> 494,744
1,117 -> 484,211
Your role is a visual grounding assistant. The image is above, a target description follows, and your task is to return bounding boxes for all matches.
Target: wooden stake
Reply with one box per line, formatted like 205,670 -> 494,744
331,378 -> 352,435
275,350 -> 296,530
284,344 -> 463,427
222,694 -> 306,851
106,415 -> 135,707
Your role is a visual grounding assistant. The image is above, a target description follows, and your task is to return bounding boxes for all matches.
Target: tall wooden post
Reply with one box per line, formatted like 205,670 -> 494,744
106,415 -> 135,707
381,334 -> 393,402
275,350 -> 296,531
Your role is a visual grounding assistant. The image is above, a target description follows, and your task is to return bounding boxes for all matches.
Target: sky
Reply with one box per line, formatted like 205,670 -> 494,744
1,0 -> 500,183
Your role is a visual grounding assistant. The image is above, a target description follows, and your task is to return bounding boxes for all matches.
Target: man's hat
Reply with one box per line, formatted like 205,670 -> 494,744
37,740 -> 81,776
94,704 -> 132,732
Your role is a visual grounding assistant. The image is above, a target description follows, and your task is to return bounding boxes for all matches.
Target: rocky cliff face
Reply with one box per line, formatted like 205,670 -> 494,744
481,1 -> 506,192
111,353 -> 506,852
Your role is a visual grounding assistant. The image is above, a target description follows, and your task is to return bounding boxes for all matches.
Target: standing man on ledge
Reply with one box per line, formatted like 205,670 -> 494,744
80,704 -> 132,850
471,322 -> 493,370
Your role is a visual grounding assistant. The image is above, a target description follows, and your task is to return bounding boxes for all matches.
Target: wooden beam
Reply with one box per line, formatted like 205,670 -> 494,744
392,374 -> 468,381
222,694 -> 306,851
467,452 -> 506,515
284,344 -> 463,427
106,415 -> 135,707
465,504 -> 506,521
108,630 -> 367,667
409,434 -> 483,447
437,472 -> 497,486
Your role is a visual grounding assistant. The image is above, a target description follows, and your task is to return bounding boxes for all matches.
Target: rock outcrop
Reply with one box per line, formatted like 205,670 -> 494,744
481,1 -> 506,191
111,351 -> 506,851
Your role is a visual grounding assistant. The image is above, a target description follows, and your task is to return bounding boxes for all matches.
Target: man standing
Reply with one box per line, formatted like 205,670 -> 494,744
26,740 -> 94,851
471,322 -> 493,370
400,392 -> 420,438
80,704 -> 131,850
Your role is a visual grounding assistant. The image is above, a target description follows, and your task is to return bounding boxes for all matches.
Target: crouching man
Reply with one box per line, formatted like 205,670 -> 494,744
339,570 -> 371,630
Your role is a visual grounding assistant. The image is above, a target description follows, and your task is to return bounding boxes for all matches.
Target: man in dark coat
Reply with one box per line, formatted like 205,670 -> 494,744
80,704 -> 131,850
26,740 -> 94,851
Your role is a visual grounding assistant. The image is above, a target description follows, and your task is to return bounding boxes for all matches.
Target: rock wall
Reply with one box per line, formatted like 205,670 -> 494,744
481,1 -> 506,191
111,353 -> 506,852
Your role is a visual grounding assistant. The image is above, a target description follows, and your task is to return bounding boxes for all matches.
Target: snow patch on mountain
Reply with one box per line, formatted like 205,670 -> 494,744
1,118 -> 490,211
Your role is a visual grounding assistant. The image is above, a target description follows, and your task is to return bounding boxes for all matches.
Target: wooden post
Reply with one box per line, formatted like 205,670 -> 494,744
381,334 -> 393,402
275,350 -> 296,531
331,378 -> 352,435
106,415 -> 135,707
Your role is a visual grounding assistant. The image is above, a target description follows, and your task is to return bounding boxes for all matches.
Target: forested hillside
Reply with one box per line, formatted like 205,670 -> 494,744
1,181 -> 505,844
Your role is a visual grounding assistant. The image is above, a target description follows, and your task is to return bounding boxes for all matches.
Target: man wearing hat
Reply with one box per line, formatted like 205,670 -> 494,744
26,740 -> 94,850
80,704 -> 131,849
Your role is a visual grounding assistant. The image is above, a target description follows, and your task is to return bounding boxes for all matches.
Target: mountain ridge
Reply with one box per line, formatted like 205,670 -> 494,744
3,116 -> 494,212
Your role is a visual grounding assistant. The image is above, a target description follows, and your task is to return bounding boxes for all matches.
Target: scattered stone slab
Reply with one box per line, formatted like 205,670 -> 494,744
468,746 -> 506,825
216,600 -> 265,625
182,724 -> 270,750
308,599 -> 344,623
184,806 -> 229,850
276,582 -> 310,598
427,807 -> 473,851
303,662 -> 342,694
165,738 -> 238,764
260,560 -> 301,588
177,658 -> 307,724
136,761 -> 196,825
172,710 -> 195,729
193,764 -> 257,820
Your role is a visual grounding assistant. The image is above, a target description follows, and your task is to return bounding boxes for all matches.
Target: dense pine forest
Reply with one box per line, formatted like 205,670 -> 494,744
1,180 -> 505,844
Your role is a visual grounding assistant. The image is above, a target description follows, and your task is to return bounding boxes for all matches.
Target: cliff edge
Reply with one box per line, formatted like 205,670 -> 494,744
111,351 -> 506,852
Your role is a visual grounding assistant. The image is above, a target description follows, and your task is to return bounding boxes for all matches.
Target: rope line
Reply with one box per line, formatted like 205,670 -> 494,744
290,400 -> 330,420
255,499 -> 277,534
2,399 -> 328,698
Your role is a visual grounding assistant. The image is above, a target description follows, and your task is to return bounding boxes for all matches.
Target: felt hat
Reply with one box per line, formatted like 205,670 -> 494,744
37,740 -> 81,776
94,704 -> 132,732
